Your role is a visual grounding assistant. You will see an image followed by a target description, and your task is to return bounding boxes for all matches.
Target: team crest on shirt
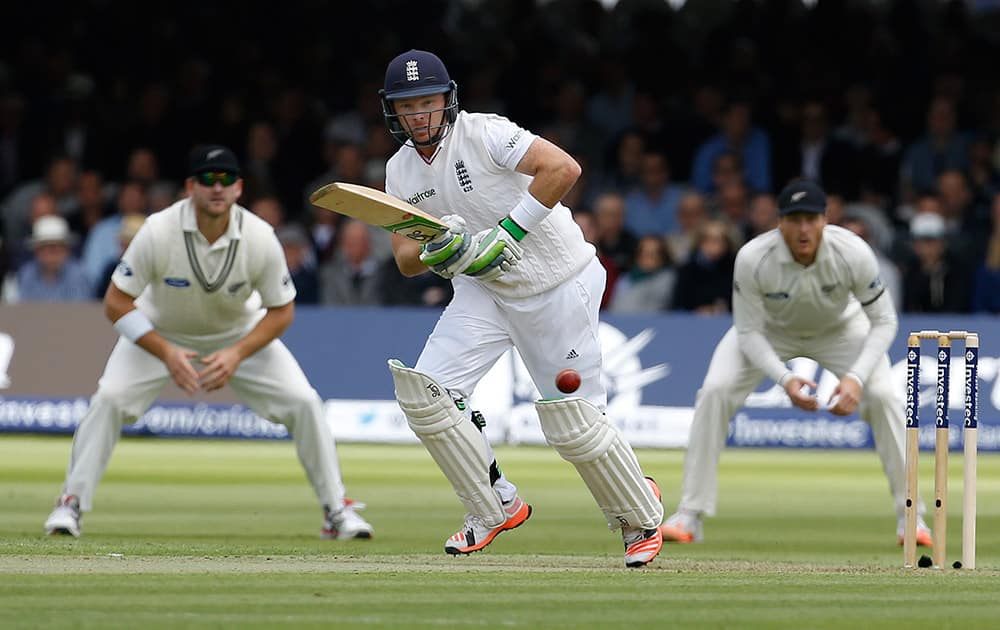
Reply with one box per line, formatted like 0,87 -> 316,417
455,160 -> 473,193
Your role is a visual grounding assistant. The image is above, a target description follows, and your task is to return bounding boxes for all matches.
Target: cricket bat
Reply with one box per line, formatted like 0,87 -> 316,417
309,182 -> 447,243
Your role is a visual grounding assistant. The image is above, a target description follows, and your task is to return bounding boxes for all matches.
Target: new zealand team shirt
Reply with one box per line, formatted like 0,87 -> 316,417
112,198 -> 296,339
733,224 -> 898,383
385,111 -> 595,299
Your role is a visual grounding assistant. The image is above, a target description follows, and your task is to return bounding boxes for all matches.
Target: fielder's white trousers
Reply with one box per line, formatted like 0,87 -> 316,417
61,333 -> 346,513
679,311 -> 913,518
416,258 -> 609,501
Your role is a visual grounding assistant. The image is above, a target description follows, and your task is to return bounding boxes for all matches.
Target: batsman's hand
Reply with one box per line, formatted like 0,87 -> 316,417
164,345 -> 201,395
827,375 -> 862,416
463,222 -> 524,282
784,375 -> 819,412
419,214 -> 476,279
198,346 -> 242,392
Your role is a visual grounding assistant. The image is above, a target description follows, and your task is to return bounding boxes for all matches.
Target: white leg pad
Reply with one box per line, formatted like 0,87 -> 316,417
389,360 -> 505,526
536,397 -> 663,530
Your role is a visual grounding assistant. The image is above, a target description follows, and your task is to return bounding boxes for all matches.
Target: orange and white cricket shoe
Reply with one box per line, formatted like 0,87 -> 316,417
896,515 -> 933,547
444,495 -> 532,555
622,477 -> 664,568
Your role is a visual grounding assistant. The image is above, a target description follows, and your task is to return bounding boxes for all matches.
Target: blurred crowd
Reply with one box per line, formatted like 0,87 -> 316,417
3,0 -> 1000,313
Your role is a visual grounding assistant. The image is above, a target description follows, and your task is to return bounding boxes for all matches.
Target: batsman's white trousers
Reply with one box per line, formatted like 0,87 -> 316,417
415,258 -> 609,503
417,258 -> 608,406
679,310 -> 913,518
61,333 -> 346,513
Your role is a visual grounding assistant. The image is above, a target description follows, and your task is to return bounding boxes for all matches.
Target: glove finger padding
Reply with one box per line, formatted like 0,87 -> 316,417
419,219 -> 476,279
464,224 -> 524,281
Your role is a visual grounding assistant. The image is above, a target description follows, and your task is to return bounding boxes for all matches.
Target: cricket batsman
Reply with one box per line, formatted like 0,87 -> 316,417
378,49 -> 664,567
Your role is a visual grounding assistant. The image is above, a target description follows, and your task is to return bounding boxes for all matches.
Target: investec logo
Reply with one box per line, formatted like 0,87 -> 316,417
905,349 -> 917,426
936,359 -> 947,426
965,349 -> 977,427
407,188 -> 436,205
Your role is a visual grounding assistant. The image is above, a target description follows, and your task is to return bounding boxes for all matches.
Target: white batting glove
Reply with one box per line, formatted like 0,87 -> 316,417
419,214 -> 476,279
463,217 -> 525,282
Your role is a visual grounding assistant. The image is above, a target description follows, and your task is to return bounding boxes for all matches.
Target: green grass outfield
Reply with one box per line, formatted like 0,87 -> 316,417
2,435 -> 999,629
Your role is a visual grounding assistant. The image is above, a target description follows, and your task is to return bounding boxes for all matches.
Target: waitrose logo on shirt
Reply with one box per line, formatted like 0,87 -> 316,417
407,188 -> 436,205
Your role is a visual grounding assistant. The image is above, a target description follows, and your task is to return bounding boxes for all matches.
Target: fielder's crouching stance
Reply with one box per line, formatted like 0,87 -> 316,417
380,49 -> 662,567
43,145 -> 372,541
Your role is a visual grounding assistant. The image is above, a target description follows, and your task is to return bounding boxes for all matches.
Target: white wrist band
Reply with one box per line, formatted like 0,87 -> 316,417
114,309 -> 154,343
778,372 -> 793,387
507,191 -> 551,233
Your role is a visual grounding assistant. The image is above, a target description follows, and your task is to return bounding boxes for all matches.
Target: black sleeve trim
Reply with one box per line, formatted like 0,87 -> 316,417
860,288 -> 885,307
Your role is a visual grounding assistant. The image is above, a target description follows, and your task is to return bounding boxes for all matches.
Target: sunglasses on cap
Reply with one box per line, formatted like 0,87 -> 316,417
194,171 -> 239,187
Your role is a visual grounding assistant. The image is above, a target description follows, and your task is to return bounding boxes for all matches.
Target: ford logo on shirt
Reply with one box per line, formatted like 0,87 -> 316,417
164,277 -> 191,288
764,291 -> 790,300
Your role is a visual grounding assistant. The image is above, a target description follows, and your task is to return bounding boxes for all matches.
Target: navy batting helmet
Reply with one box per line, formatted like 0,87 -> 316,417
379,50 -> 459,147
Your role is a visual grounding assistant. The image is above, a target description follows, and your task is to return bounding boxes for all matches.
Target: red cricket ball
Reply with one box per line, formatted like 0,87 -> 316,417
555,368 -> 581,394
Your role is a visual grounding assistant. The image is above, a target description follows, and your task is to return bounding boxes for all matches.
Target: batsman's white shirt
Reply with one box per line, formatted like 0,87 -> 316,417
385,111 -> 594,299
385,111 -> 605,404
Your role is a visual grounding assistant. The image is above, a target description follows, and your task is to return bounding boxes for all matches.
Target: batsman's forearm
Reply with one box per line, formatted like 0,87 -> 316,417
527,158 -> 581,207
231,302 -> 294,360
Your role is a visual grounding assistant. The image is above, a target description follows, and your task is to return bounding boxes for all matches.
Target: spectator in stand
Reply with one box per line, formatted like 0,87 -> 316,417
7,193 -> 61,268
585,59 -> 635,149
241,121 -> 280,205
774,100 -> 859,199
81,180 -> 148,288
2,215 -> 90,303
609,235 -> 676,314
672,219 -> 737,315
710,151 -> 745,193
901,212 -> 971,313
855,104 -> 902,211
972,193 -> 1000,313
303,143 -> 391,259
592,192 -> 638,275
125,148 -> 165,189
691,99 -> 771,194
666,192 -> 708,265
745,192 -> 779,240
2,155 -> 78,268
967,136 -> 999,206
320,219 -> 382,306
711,180 -> 750,238
277,223 -> 320,305
841,212 -> 904,313
599,130 -> 645,193
541,81 -> 604,170
68,170 -> 112,241
623,151 -> 685,237
900,97 -> 970,202
573,210 -> 619,309
93,214 -> 146,299
250,196 -> 285,230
